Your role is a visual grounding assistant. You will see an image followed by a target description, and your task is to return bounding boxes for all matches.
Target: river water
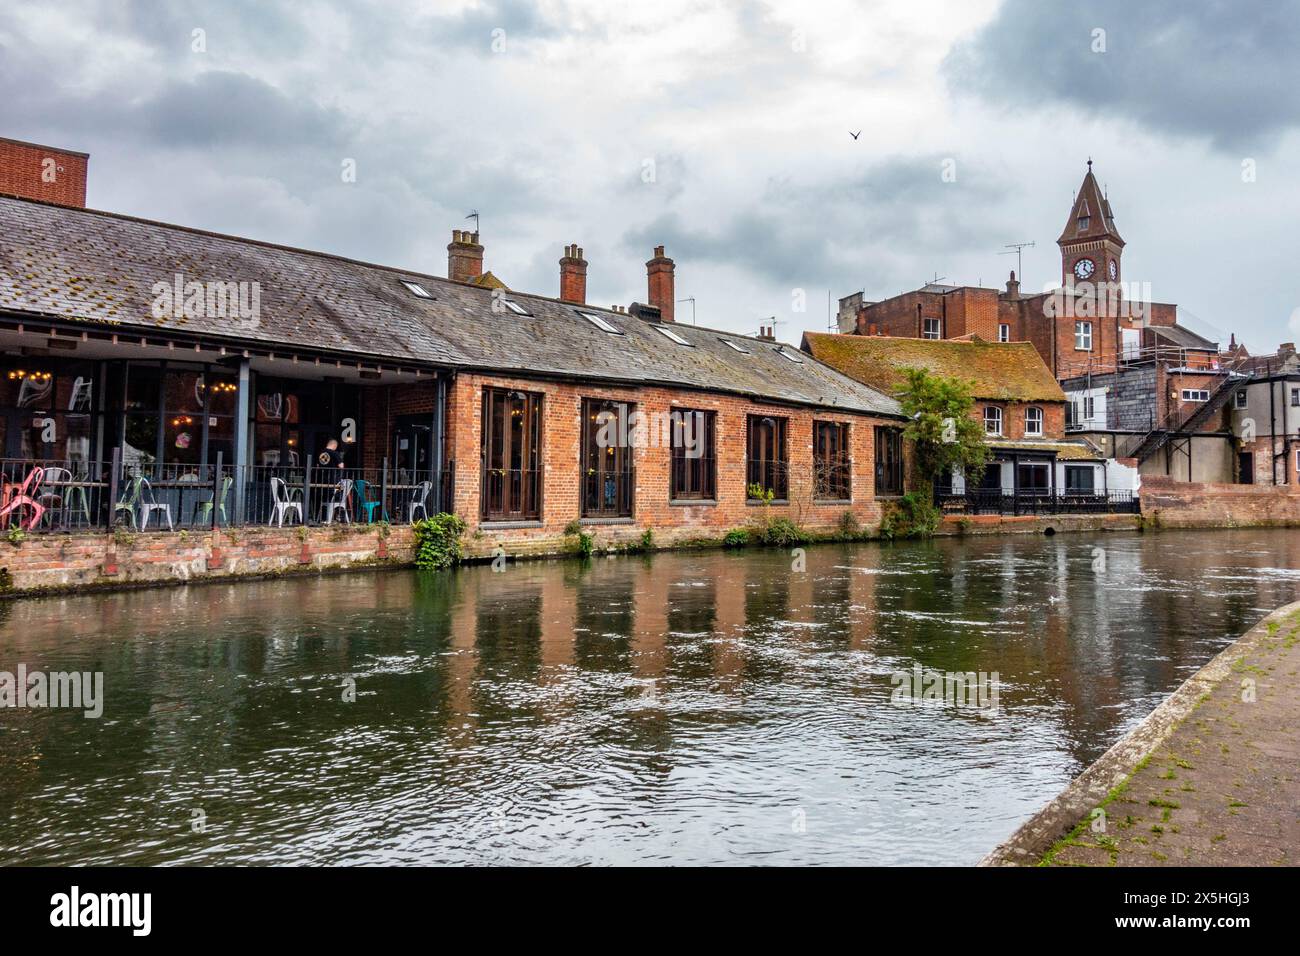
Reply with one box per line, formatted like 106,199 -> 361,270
2,528 -> 1297,865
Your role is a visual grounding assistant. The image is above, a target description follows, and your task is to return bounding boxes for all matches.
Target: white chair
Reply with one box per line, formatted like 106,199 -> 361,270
408,481 -> 433,522
322,478 -> 352,525
270,477 -> 303,527
138,477 -> 173,530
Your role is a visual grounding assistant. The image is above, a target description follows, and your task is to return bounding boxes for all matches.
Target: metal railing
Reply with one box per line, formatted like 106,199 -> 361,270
935,489 -> 1140,516
0,452 -> 455,533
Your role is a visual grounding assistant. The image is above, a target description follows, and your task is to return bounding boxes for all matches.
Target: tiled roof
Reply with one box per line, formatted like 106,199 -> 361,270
0,194 -> 900,416
801,332 -> 1066,403
1058,166 -> 1124,246
988,439 -> 1103,460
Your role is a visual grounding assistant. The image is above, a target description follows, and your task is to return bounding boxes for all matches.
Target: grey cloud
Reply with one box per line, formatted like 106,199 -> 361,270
944,0 -> 1300,149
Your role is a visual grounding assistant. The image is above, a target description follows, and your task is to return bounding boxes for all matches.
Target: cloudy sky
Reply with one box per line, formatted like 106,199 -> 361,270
2,0 -> 1296,351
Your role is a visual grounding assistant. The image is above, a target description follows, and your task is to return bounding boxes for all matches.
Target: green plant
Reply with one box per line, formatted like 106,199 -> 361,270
413,512 -> 467,570
639,527 -> 654,551
755,517 -> 808,547
898,366 -> 991,499
879,491 -> 940,540
836,510 -> 860,541
375,519 -> 391,540
5,526 -> 25,547
723,527 -> 750,548
111,526 -> 135,548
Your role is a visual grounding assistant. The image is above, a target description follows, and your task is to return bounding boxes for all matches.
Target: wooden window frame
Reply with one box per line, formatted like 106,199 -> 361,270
670,408 -> 716,502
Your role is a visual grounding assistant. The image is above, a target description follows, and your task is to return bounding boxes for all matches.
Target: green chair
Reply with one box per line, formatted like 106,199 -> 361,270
353,479 -> 388,524
113,475 -> 143,529
195,475 -> 233,526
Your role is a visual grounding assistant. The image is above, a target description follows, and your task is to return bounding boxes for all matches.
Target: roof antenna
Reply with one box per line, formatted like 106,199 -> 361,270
676,296 -> 696,324
465,210 -> 480,232
999,241 -> 1035,280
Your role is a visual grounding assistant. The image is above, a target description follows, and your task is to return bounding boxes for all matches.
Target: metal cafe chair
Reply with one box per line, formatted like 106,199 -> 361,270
36,466 -> 72,527
353,478 -> 388,524
138,477 -> 174,531
0,466 -> 46,531
270,476 -> 303,527
322,478 -> 353,525
408,480 -> 433,522
195,475 -> 233,526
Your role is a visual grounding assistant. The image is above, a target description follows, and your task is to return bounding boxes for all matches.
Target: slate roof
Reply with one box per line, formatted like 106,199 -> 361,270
988,439 -> 1104,461
802,332 -> 1067,403
1148,323 -> 1219,351
0,193 -> 900,417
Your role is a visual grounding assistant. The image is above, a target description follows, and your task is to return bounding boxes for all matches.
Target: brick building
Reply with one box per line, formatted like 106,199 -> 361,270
802,333 -> 1139,508
838,161 -> 1239,483
0,139 -> 906,553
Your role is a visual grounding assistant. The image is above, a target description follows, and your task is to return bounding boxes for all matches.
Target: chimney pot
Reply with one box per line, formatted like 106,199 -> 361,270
646,245 -> 676,323
447,228 -> 484,282
559,242 -> 589,304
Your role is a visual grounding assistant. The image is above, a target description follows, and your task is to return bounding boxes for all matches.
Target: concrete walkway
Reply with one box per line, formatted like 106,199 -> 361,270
984,601 -> 1300,866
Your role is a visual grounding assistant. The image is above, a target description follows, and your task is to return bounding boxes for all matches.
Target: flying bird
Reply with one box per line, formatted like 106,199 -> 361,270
849,130 -> 861,140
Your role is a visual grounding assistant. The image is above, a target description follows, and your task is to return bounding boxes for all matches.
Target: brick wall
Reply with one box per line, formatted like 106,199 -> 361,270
1141,475 -> 1300,528
360,379 -> 438,470
448,373 -> 896,555
0,525 -> 414,594
0,138 -> 88,207
970,399 -> 1066,440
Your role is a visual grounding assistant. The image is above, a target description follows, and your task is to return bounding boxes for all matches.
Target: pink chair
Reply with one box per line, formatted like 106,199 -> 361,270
0,467 -> 46,531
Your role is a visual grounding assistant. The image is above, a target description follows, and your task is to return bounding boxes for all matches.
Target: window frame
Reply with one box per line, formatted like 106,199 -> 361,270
922,317 -> 942,340
1074,320 -> 1093,351
670,408 -> 717,502
1024,406 -> 1044,437
746,414 -> 789,501
1180,388 -> 1210,403
580,397 -> 635,518
1234,389 -> 1248,410
812,420 -> 851,501
480,387 -> 543,522
874,425 -> 904,497
577,310 -> 623,334
998,323 -> 1010,343
983,406 -> 1003,436
400,279 -> 433,299
655,326 -> 692,346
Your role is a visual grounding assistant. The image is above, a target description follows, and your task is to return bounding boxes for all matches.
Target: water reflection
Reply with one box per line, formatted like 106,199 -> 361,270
1,529 -> 1298,865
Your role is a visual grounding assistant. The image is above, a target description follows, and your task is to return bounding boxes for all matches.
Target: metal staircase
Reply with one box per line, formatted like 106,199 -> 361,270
1127,372 -> 1250,463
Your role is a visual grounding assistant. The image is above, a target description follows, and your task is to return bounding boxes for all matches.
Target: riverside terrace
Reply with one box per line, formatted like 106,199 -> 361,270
0,188 -> 905,554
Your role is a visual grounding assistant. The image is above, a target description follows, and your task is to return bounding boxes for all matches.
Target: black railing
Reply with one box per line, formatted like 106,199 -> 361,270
0,453 -> 455,533
582,468 -> 634,518
481,467 -> 542,522
935,489 -> 1140,516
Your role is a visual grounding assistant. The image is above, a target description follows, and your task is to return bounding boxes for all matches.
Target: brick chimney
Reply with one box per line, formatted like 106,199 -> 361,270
757,324 -> 775,341
0,137 -> 89,207
646,245 -> 675,323
447,229 -> 484,283
559,244 -> 587,304
1005,269 -> 1020,299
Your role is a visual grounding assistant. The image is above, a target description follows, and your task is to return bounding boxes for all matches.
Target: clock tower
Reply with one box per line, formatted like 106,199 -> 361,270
1058,160 -> 1124,290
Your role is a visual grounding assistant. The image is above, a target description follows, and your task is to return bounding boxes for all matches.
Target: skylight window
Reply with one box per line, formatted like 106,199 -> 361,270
776,347 -> 804,364
656,326 -> 692,346
577,310 -> 622,334
721,339 -> 750,353
501,298 -> 531,316
400,280 -> 433,299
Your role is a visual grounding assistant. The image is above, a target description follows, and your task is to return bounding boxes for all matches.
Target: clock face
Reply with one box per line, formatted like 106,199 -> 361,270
1074,258 -> 1095,280
1108,259 -> 1118,281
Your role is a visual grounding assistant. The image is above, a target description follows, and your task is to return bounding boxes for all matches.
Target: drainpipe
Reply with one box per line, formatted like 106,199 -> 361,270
233,357 -> 251,525
432,371 -> 448,512
1270,374 -> 1278,485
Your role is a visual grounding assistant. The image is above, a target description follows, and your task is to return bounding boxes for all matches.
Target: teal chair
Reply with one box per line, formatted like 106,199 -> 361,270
113,475 -> 143,529
195,475 -> 233,526
353,479 -> 388,524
